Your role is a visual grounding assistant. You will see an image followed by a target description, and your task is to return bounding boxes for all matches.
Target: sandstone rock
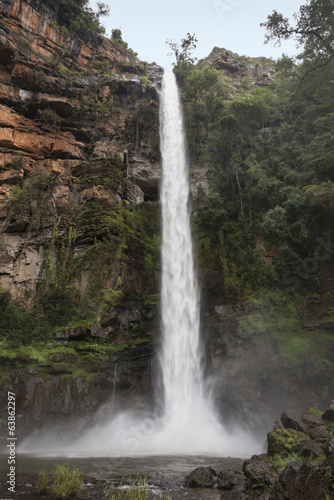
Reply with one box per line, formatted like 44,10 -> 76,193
185,466 -> 218,488
0,168 -> 23,184
206,47 -> 275,87
127,155 -> 161,201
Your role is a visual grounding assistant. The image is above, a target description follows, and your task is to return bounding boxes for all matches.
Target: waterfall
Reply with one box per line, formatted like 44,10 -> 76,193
159,69 -> 204,425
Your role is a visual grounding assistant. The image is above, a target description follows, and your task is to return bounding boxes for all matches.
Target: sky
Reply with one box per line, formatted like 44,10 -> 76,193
89,0 -> 305,68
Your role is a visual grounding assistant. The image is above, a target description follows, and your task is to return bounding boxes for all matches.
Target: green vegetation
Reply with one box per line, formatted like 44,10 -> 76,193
37,470 -> 49,494
269,452 -> 325,471
12,154 -> 23,171
1,157 -> 160,347
173,0 -> 334,306
105,477 -> 172,500
57,0 -> 109,35
40,107 -> 62,130
111,29 -> 128,48
268,428 -> 310,456
307,407 -> 324,418
6,166 -> 55,232
52,463 -> 83,499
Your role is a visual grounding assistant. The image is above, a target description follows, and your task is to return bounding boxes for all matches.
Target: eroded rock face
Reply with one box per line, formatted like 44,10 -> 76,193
2,345 -> 154,440
0,0 -> 163,300
206,47 -> 276,86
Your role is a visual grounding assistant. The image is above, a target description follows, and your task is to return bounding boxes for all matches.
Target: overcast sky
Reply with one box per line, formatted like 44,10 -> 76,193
90,0 -> 305,67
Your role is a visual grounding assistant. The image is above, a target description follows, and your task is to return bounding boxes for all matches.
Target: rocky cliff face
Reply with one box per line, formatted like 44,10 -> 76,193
205,47 -> 276,86
0,0 -> 163,437
0,0 -> 162,302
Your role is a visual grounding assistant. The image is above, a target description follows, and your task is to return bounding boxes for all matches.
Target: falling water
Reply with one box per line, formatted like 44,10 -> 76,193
19,69 -> 260,458
159,69 -> 205,428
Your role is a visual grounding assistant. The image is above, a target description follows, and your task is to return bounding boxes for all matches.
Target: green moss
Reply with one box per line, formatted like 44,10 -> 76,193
268,428 -> 310,457
143,294 -> 160,306
269,452 -> 325,471
307,407 -> 324,418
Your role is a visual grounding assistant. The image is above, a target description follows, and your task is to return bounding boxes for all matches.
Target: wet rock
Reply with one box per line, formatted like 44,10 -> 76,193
220,490 -> 249,499
185,466 -> 218,488
322,451 -> 334,469
267,428 -> 311,457
309,425 -> 330,441
323,400 -> 334,422
281,412 -> 307,433
50,353 -> 78,363
277,462 -> 331,500
302,410 -> 324,427
242,454 -> 278,490
324,438 -> 334,456
218,470 -> 247,492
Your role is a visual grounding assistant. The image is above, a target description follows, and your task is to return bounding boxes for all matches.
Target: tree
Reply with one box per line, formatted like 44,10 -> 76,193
166,33 -> 198,66
261,0 -> 334,63
58,0 -> 110,34
111,29 -> 128,48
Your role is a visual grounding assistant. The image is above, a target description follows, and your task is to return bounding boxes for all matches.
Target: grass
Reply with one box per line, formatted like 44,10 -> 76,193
52,463 -> 83,499
37,470 -> 49,494
307,407 -> 324,418
269,452 -> 326,471
105,477 -> 172,500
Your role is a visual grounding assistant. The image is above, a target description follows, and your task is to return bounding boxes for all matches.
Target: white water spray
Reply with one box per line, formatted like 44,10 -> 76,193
19,69 -> 260,458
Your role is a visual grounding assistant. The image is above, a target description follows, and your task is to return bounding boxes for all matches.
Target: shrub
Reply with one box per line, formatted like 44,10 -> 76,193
12,154 -> 23,171
37,469 -> 49,494
105,477 -> 172,499
52,463 -> 83,499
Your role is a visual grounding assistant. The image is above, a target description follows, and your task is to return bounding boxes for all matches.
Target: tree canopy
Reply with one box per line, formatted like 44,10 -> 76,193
261,0 -> 334,63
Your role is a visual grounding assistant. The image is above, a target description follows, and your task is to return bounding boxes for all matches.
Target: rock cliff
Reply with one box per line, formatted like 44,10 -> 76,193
0,0 -> 163,302
205,47 -> 276,86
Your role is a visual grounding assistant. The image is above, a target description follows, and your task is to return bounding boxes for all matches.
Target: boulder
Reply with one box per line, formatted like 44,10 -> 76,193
302,410 -> 325,427
218,470 -> 247,491
277,462 -> 331,500
267,428 -> 311,457
281,412 -> 307,433
323,401 -> 334,422
185,466 -> 218,488
243,454 -> 277,489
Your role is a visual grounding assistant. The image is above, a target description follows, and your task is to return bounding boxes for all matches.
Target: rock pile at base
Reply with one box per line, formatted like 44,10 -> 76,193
186,401 -> 334,499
